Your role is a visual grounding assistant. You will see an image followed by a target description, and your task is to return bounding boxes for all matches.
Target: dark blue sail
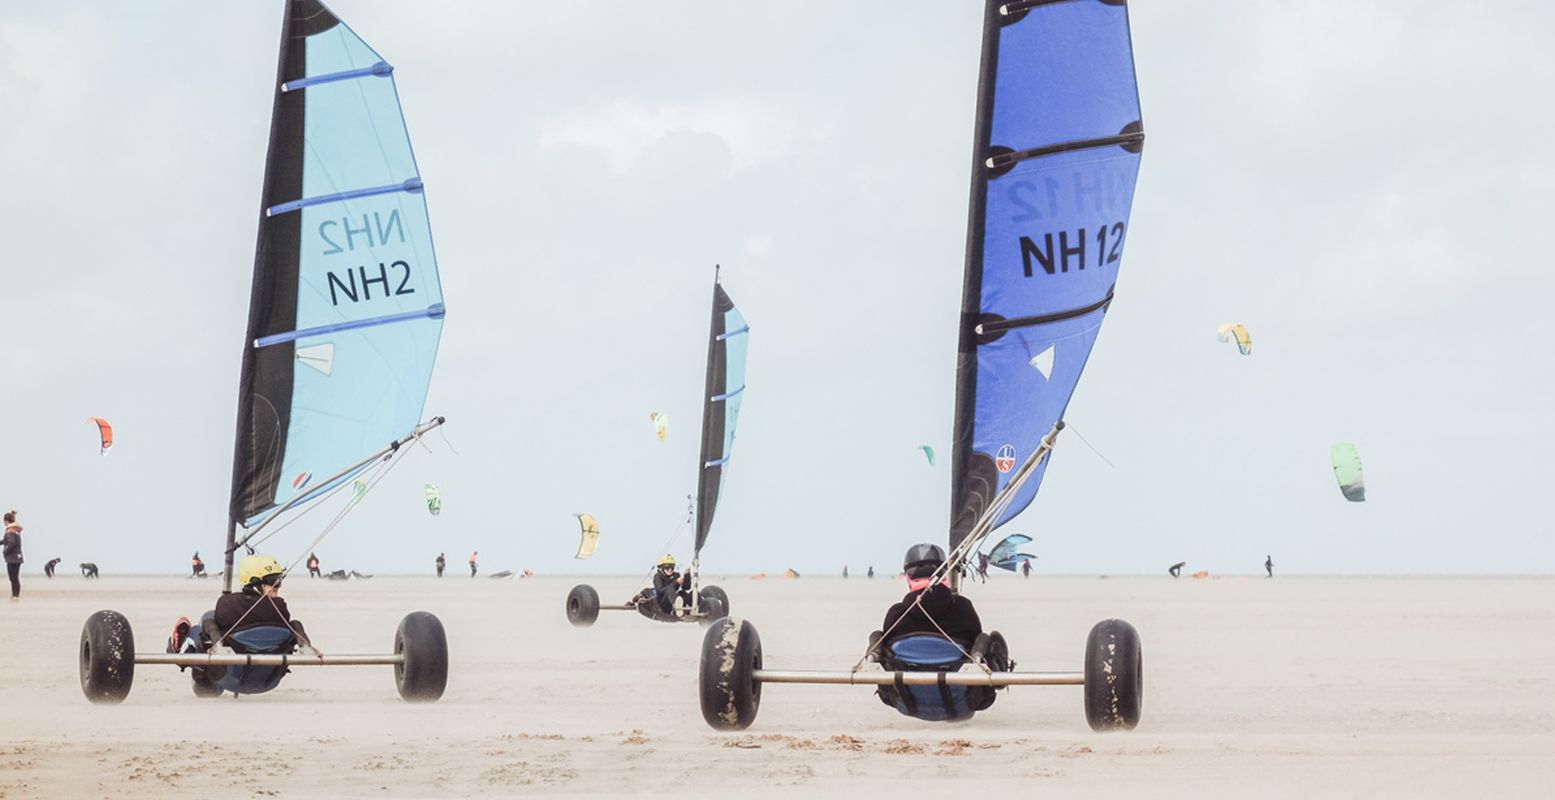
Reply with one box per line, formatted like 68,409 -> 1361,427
949,0 -> 1144,549
230,0 -> 445,527
693,280 -> 749,557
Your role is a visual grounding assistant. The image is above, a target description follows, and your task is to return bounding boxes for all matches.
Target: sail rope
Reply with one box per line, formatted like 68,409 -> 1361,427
849,589 -> 990,676
208,590 -> 317,655
1064,422 -> 1115,468
847,423 -> 1064,675
278,451 -> 405,577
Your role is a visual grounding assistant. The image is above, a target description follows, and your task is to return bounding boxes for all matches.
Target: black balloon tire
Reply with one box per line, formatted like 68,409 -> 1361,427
1083,618 -> 1143,731
699,585 -> 730,619
394,611 -> 449,703
566,584 -> 600,627
699,617 -> 762,730
80,610 -> 135,705
698,597 -> 726,626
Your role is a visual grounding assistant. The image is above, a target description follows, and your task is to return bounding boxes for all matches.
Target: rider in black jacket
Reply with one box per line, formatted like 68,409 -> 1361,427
881,544 -> 982,645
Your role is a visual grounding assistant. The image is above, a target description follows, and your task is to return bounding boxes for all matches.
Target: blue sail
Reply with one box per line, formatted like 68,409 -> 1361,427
949,0 -> 1144,549
693,280 -> 749,557
230,0 -> 444,526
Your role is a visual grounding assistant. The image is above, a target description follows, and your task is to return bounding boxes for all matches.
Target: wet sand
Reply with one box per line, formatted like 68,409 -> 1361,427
1,575 -> 1551,797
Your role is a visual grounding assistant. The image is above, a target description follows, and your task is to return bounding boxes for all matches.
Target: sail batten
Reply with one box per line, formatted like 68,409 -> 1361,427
281,60 -> 392,92
229,0 -> 444,528
265,177 -> 423,216
949,0 -> 1144,550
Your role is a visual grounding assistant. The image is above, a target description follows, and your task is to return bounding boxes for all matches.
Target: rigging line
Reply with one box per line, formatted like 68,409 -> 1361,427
437,425 -> 461,456
246,469 -> 366,551
847,586 -> 985,675
1065,423 -> 1116,468
281,453 -> 403,578
654,494 -> 694,556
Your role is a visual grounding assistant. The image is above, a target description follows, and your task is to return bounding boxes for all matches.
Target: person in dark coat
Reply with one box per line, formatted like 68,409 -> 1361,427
44,557 -> 61,578
880,544 -> 983,645
435,552 -> 445,577
3,511 -> 23,600
650,554 -> 690,615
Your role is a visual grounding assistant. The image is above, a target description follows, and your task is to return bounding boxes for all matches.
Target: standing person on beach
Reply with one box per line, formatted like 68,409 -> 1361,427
191,552 -> 206,577
1265,555 -> 1273,578
1021,559 -> 1032,579
3,511 -> 24,601
469,551 -> 478,578
435,552 -> 445,577
307,553 -> 321,578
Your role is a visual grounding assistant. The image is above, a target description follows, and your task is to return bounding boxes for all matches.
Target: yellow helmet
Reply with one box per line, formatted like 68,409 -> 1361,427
656,554 -> 676,568
238,554 -> 283,588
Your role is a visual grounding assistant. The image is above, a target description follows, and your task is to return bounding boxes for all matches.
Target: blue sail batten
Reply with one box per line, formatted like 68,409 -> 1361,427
711,385 -> 745,402
254,303 -> 446,348
281,60 -> 393,92
948,0 -> 1144,549
716,325 -> 750,341
265,177 -> 424,216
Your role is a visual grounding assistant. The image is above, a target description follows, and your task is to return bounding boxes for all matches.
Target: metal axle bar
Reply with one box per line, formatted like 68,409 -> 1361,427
134,652 -> 403,667
751,669 -> 1084,687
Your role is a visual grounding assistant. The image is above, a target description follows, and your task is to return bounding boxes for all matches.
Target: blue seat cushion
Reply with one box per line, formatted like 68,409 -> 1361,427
211,626 -> 294,695
888,634 -> 968,668
881,634 -> 977,721
226,626 -> 295,654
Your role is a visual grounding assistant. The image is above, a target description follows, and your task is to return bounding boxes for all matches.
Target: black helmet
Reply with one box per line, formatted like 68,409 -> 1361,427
902,543 -> 946,578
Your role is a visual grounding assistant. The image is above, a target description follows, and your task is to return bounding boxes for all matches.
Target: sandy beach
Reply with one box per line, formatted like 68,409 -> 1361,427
1,575 -> 1551,797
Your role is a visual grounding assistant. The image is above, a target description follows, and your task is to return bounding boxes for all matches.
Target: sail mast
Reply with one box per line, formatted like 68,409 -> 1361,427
226,0 -> 313,593
948,0 -> 1005,557
693,266 -> 750,562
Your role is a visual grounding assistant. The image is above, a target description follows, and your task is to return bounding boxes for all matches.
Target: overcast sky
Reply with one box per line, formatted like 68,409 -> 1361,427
2,1 -> 1551,576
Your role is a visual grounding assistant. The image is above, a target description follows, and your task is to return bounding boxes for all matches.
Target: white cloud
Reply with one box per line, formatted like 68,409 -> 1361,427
537,100 -> 808,172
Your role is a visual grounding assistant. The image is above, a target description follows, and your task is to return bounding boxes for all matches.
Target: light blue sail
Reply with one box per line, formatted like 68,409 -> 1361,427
242,3 -> 443,525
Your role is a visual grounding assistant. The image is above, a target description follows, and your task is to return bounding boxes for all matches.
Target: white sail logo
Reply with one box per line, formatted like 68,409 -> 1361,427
1029,345 -> 1054,379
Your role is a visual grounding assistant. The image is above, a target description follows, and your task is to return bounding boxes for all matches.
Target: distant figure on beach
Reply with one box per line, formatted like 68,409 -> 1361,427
3,511 -> 23,600
867,566 -> 874,579
843,565 -> 849,579
436,552 -> 445,577
45,557 -> 61,578
1169,561 -> 1185,579
469,551 -> 478,578
1265,555 -> 1274,578
191,551 -> 207,577
975,552 -> 990,582
1021,559 -> 1032,579
80,562 -> 100,579
307,552 -> 321,578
